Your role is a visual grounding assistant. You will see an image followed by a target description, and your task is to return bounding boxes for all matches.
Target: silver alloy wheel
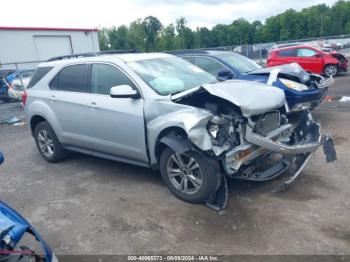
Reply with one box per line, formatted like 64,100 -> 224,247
325,65 -> 337,77
166,153 -> 203,195
37,129 -> 54,157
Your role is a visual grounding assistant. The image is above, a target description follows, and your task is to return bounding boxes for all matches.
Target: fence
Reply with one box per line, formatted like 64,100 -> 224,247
216,34 -> 350,64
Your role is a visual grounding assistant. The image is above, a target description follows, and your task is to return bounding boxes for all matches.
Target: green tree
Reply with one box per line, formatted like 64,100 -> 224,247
98,0 -> 350,52
128,19 -> 147,51
108,25 -> 130,50
195,27 -> 213,48
98,28 -> 110,50
143,16 -> 163,51
211,24 -> 230,46
158,24 -> 176,50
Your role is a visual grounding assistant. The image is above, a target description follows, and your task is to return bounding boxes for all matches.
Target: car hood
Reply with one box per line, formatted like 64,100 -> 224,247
172,80 -> 286,117
247,63 -> 311,84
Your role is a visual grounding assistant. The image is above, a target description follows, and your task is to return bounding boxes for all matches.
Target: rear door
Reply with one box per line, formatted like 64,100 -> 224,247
87,63 -> 148,164
48,64 -> 93,149
274,48 -> 297,66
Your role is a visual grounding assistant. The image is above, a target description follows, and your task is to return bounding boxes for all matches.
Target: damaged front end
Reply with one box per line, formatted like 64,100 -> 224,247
331,53 -> 348,72
221,110 -> 322,182
170,81 -> 336,199
248,63 -> 334,112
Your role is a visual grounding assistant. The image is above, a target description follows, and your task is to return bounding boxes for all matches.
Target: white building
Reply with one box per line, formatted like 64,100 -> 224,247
0,26 -> 100,69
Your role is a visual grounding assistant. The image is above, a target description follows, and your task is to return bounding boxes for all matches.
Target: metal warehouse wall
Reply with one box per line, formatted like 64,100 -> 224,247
0,29 -> 99,67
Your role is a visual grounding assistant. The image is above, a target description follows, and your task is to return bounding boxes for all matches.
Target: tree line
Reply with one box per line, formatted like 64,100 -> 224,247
98,0 -> 350,52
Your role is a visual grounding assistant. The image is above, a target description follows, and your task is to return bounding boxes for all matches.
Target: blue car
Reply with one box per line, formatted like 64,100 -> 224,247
172,50 -> 332,111
0,70 -> 14,103
0,151 -> 57,261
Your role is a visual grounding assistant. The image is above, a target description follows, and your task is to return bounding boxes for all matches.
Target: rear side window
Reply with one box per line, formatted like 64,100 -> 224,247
50,64 -> 90,93
278,49 -> 296,57
91,64 -> 135,95
27,67 -> 53,89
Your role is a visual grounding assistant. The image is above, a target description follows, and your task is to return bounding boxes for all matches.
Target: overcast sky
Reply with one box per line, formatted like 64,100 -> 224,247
1,0 -> 337,29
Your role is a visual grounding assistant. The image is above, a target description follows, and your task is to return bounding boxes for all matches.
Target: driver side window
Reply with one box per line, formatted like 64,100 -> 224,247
91,64 -> 135,95
193,57 -> 226,76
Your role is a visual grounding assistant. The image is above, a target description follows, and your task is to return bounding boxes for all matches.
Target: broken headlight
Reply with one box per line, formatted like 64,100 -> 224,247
280,78 -> 309,91
208,124 -> 219,138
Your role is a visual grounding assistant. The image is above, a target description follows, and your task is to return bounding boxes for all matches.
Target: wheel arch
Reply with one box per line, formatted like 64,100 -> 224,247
154,127 -> 190,165
26,100 -> 63,142
30,115 -> 47,135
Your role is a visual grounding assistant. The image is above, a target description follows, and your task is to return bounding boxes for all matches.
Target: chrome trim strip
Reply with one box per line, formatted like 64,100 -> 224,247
283,153 -> 313,185
245,124 -> 321,155
317,76 -> 335,88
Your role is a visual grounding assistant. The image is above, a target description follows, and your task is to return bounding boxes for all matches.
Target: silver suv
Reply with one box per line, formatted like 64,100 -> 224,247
24,52 -> 328,205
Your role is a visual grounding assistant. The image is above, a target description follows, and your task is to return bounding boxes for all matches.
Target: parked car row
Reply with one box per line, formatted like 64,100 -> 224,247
267,44 -> 348,77
170,50 -> 331,112
270,38 -> 350,51
23,50 -> 336,209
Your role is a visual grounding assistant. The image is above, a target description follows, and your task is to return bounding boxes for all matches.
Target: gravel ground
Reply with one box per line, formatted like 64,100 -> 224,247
0,73 -> 349,257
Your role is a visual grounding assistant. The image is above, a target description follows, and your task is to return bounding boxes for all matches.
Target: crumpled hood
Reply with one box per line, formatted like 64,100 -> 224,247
248,63 -> 311,84
172,80 -> 286,117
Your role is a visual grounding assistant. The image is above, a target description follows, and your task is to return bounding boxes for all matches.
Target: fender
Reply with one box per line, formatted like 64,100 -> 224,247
25,99 -> 64,142
159,132 -> 192,155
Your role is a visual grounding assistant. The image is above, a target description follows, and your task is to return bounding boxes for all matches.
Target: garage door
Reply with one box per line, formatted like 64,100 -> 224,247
34,35 -> 73,61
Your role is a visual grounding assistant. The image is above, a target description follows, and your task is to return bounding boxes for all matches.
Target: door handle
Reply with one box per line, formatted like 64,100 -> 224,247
90,101 -> 99,109
49,95 -> 55,103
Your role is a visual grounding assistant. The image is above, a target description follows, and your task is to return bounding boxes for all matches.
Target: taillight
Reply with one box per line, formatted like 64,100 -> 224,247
22,90 -> 28,106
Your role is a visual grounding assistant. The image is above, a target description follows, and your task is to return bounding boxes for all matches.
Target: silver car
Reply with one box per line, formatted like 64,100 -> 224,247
24,52 -> 329,206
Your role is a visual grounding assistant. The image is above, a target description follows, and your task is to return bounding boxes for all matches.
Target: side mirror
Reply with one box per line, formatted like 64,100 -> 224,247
314,53 -> 322,58
217,69 -> 233,81
110,85 -> 140,99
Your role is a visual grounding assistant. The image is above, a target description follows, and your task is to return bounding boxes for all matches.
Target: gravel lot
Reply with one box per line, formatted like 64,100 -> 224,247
0,73 -> 349,257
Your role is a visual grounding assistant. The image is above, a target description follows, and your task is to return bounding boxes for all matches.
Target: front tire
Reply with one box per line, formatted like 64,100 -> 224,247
159,147 -> 219,203
34,121 -> 67,163
324,64 -> 338,77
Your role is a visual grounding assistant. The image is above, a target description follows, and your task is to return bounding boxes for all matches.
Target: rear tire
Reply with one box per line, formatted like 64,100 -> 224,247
159,147 -> 219,203
34,121 -> 67,163
324,64 -> 338,77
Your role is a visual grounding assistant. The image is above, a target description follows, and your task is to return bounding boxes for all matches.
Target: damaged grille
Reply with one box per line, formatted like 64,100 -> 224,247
317,76 -> 335,89
254,111 -> 281,136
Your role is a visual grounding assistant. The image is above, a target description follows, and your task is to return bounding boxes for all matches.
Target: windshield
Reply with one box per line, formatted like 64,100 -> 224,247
217,53 -> 262,74
128,57 -> 217,95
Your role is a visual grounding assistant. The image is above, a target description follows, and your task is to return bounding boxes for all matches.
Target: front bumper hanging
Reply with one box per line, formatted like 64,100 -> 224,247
274,133 -> 336,192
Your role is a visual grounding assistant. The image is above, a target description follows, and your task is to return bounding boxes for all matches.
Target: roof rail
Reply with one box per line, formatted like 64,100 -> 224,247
47,49 -> 140,62
166,47 -> 234,55
166,49 -> 209,55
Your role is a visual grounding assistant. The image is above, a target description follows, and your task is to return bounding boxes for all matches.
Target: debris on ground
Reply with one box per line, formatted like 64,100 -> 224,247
339,96 -> 350,102
0,116 -> 26,126
325,95 -> 350,102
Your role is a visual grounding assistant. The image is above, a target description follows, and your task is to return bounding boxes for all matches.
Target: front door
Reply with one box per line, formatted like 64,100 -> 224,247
296,48 -> 324,73
87,63 -> 148,164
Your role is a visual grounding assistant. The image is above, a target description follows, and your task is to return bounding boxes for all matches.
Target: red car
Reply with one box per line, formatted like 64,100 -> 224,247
267,45 -> 348,77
